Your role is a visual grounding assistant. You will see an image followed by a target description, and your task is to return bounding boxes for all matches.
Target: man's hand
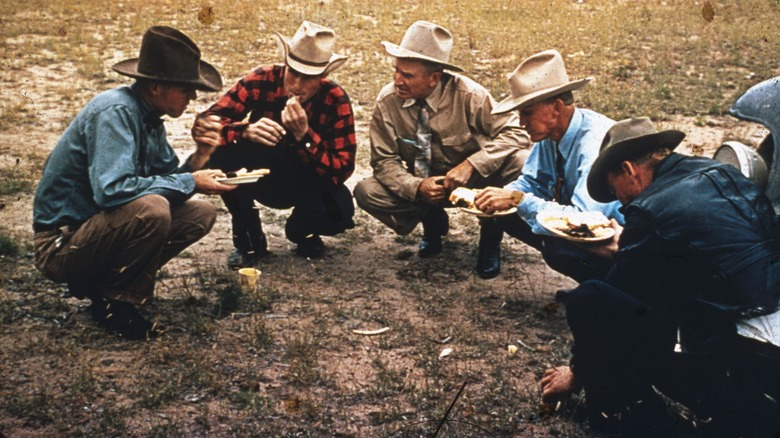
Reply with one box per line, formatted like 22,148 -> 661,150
189,114 -> 223,170
242,117 -> 286,146
417,176 -> 447,204
577,219 -> 623,259
443,160 -> 474,191
192,169 -> 237,194
192,114 -> 223,149
281,96 -> 309,141
475,187 -> 524,214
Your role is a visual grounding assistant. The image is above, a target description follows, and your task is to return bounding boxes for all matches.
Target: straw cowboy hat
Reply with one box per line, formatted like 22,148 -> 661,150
112,26 -> 222,92
587,117 -> 685,203
274,21 -> 348,76
381,21 -> 463,72
492,49 -> 591,114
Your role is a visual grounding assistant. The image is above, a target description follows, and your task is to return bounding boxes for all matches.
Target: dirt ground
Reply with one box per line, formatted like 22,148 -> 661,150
0,45 -> 771,437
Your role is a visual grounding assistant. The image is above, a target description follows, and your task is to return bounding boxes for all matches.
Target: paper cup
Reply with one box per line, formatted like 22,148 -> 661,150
238,268 -> 261,295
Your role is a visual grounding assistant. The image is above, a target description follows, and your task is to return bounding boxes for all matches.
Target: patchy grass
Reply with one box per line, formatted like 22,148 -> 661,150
0,0 -> 776,436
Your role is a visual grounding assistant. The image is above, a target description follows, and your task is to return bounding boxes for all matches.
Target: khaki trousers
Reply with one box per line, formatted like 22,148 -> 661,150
34,195 -> 216,305
354,154 -> 524,235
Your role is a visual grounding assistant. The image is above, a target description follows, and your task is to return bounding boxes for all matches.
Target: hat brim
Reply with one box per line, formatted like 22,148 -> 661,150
587,130 -> 686,203
492,78 -> 592,115
274,33 -> 347,76
112,58 -> 223,92
381,41 -> 464,72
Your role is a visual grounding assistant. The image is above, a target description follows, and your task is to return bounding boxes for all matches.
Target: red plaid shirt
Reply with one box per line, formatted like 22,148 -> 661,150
203,65 -> 356,185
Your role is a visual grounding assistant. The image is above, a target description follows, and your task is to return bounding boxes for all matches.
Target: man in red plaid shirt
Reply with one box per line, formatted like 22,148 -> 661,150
192,22 -> 356,266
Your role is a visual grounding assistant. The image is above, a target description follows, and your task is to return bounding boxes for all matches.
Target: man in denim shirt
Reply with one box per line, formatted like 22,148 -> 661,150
477,50 -> 623,285
33,26 -> 235,339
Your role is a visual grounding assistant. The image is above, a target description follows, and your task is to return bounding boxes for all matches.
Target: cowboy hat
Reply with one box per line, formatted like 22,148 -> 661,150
492,49 -> 591,115
112,26 -> 222,92
381,21 -> 464,72
274,21 -> 347,76
587,117 -> 685,203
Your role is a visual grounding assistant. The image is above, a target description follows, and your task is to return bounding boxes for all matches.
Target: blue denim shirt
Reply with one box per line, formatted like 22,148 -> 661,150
33,84 -> 195,227
505,108 -> 624,234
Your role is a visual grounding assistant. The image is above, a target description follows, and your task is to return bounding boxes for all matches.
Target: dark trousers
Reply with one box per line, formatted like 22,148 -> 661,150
497,214 -> 613,283
567,280 -> 780,436
209,142 -> 355,249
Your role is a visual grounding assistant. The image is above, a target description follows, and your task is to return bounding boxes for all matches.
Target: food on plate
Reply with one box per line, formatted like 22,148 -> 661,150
540,212 -> 613,239
449,187 -> 479,209
226,168 -> 270,178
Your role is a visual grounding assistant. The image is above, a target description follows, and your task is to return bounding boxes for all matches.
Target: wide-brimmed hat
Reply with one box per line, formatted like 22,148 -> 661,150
112,26 -> 222,92
492,49 -> 591,115
274,21 -> 347,76
587,117 -> 685,203
381,21 -> 463,72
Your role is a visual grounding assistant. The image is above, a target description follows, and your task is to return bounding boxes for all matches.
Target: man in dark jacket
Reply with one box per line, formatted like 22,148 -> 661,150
540,118 -> 780,436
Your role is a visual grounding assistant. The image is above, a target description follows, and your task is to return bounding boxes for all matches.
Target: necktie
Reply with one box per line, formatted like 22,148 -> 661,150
554,146 -> 566,204
414,99 -> 432,178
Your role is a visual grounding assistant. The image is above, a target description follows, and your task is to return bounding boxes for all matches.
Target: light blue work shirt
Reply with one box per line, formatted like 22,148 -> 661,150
505,108 -> 624,234
33,83 -> 196,228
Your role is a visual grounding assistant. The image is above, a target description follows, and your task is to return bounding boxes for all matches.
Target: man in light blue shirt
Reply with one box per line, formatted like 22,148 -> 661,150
476,50 -> 623,285
33,27 -> 235,339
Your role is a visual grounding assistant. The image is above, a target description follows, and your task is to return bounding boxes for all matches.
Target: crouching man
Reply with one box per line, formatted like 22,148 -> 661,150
33,26 -> 235,339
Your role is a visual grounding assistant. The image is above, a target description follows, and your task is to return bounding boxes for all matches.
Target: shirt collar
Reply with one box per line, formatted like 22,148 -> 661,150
130,83 -> 163,128
556,108 -> 584,156
401,80 -> 444,114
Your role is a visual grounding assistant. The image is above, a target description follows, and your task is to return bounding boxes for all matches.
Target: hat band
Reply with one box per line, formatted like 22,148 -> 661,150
288,51 -> 330,68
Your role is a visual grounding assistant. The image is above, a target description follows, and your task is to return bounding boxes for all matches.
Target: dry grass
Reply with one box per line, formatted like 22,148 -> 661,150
1,0 -> 778,436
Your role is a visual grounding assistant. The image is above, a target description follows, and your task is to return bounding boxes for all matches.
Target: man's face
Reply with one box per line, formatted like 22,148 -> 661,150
517,101 -> 559,142
606,164 -> 646,205
152,84 -> 197,118
393,58 -> 440,100
283,67 -> 323,103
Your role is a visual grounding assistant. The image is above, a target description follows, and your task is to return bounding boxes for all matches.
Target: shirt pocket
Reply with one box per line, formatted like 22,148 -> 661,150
396,137 -> 419,171
438,130 -> 479,165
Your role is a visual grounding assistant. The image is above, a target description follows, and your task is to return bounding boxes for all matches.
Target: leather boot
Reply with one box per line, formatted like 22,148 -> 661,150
418,208 -> 448,258
477,218 -> 502,279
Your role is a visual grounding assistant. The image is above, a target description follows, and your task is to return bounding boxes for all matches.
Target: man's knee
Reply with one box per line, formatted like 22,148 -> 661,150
353,179 -> 372,210
128,195 -> 172,231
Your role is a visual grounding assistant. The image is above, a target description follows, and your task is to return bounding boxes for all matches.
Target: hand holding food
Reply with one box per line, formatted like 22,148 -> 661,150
474,187 -> 524,214
281,95 -> 309,141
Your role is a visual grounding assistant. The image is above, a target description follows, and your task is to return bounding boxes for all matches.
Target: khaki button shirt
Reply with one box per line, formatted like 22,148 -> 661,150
369,72 -> 531,201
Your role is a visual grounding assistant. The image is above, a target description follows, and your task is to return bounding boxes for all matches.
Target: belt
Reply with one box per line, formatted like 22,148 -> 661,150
33,222 -> 81,233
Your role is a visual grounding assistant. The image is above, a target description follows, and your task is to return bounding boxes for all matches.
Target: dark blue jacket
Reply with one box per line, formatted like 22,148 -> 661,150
607,153 -> 780,351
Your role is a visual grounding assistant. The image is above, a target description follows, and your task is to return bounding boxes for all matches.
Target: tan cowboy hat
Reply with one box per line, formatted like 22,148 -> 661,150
274,21 -> 348,76
587,117 -> 685,203
112,26 -> 222,92
381,21 -> 464,72
492,49 -> 591,115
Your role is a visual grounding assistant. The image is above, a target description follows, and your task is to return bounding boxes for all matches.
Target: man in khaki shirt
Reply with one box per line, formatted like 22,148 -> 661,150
354,21 -> 530,278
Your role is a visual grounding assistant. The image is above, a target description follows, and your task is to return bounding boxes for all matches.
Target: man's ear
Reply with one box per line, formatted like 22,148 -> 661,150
621,160 -> 639,177
429,71 -> 442,87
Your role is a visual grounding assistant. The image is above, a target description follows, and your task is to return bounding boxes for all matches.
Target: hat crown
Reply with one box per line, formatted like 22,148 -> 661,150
288,21 -> 337,66
397,20 -> 454,65
136,26 -> 202,82
600,117 -> 658,151
508,49 -> 570,98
